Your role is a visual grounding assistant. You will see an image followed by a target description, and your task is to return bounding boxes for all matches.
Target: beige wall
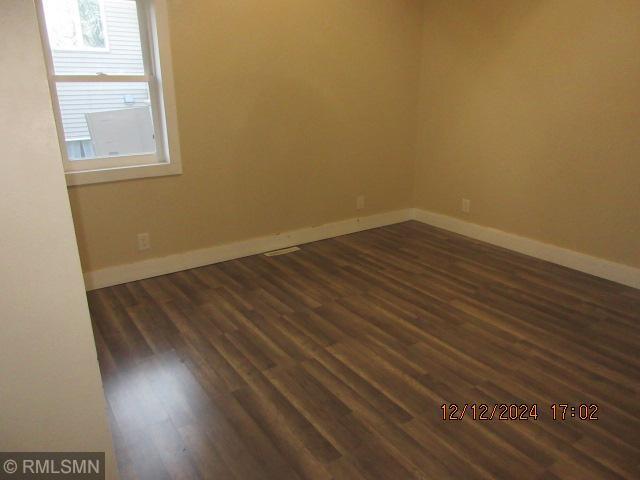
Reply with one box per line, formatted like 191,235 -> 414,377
69,0 -> 425,272
0,1 -> 117,477
68,0 -> 639,274
415,0 -> 640,268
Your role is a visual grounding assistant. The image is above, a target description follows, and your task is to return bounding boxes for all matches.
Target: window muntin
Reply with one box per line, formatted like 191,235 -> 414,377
39,0 -> 166,173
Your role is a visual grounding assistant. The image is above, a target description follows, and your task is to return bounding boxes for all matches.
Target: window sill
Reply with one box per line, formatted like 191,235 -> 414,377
65,161 -> 182,187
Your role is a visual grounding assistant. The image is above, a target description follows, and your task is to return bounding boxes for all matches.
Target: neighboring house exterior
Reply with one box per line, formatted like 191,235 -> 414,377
47,0 -> 150,159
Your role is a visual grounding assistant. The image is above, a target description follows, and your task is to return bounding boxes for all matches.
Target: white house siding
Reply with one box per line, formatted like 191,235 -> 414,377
53,0 -> 148,142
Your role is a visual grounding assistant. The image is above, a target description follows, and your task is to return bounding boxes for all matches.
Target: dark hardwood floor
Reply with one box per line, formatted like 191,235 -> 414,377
88,221 -> 640,480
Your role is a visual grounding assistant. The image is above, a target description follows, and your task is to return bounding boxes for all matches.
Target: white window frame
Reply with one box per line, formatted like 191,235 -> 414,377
36,0 -> 182,186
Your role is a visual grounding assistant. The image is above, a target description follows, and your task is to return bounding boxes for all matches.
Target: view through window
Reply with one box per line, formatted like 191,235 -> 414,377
40,0 -> 160,165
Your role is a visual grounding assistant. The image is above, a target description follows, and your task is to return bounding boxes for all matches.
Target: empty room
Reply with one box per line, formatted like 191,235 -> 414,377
2,0 -> 639,479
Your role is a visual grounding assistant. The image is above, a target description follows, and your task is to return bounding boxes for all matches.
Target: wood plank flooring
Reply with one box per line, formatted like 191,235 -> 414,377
88,221 -> 640,480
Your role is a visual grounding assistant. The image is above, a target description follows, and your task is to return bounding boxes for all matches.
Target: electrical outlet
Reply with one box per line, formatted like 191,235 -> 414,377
356,195 -> 365,211
462,198 -> 471,214
137,233 -> 151,251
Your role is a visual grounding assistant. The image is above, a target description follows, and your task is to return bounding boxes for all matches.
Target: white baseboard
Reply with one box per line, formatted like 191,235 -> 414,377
83,207 -> 639,291
83,209 -> 414,290
412,208 -> 640,289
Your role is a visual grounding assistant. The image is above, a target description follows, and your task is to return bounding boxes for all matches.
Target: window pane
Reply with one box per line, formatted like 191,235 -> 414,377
43,0 -> 145,75
56,82 -> 156,160
43,0 -> 90,50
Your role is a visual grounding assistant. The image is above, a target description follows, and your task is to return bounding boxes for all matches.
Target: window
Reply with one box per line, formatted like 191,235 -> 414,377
36,0 -> 181,185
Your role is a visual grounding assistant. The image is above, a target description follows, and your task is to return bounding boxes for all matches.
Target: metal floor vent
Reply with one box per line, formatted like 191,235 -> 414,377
264,246 -> 301,257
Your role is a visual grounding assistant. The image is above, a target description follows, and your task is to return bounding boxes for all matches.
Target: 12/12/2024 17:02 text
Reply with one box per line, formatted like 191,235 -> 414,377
441,404 -> 599,421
